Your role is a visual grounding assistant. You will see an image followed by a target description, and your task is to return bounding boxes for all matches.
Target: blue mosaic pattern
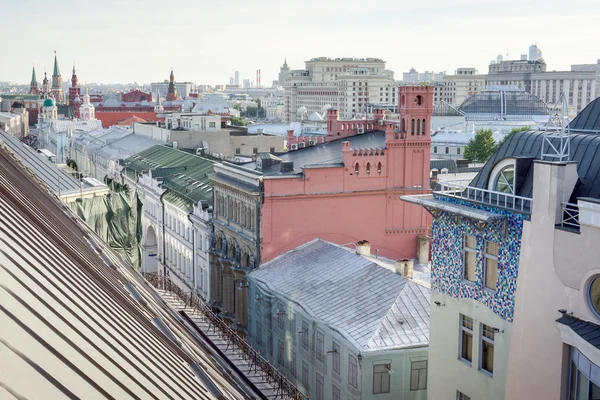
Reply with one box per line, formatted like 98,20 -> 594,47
431,196 -> 527,322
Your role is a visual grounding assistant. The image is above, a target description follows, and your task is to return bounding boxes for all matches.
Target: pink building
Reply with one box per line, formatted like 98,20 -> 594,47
209,86 -> 434,329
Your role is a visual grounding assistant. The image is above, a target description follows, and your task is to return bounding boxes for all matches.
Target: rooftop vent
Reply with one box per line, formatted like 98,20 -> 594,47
280,161 -> 294,173
356,240 -> 371,256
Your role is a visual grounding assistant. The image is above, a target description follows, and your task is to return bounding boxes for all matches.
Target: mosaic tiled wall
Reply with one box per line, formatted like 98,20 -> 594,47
431,197 -> 527,322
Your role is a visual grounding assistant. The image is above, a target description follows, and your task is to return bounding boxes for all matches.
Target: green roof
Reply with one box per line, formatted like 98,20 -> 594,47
53,53 -> 61,77
43,98 -> 56,107
123,145 -> 215,212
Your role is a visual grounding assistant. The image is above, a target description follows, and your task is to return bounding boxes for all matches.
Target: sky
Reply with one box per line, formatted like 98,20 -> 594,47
3,0 -> 599,86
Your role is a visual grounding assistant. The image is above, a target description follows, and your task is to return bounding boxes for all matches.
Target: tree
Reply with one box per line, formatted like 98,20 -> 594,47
495,126 -> 530,150
230,115 -> 246,126
464,129 -> 497,162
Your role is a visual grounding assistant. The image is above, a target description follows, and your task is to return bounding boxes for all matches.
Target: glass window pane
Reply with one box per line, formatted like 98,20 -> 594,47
482,341 -> 494,374
486,259 -> 498,290
589,277 -> 600,317
465,252 -> 476,281
570,361 -> 577,400
462,332 -> 473,362
578,370 -> 589,400
590,381 -> 600,399
486,241 -> 499,256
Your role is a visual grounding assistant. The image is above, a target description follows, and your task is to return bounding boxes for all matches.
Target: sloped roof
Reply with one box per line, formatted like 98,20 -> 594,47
116,115 -> 148,125
569,97 -> 600,133
123,145 -> 215,210
249,239 -> 430,352
0,146 -> 258,399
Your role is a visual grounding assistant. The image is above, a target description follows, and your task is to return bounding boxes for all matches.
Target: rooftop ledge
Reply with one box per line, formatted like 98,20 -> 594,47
432,180 -> 532,214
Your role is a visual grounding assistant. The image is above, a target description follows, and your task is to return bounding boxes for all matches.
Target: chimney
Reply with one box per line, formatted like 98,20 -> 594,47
396,259 -> 414,279
355,240 -> 371,256
417,235 -> 430,264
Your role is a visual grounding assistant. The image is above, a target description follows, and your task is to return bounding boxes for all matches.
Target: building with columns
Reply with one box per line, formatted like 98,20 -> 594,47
207,86 -> 434,330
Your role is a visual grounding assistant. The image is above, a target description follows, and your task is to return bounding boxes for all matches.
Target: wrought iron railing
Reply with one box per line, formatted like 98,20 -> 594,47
436,181 -> 532,213
142,273 -> 307,400
561,202 -> 580,229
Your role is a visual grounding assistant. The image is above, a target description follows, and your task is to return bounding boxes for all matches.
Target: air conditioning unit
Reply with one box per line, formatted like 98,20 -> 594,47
357,127 -> 365,134
290,144 -> 298,151
299,142 -> 306,148
308,140 -> 316,146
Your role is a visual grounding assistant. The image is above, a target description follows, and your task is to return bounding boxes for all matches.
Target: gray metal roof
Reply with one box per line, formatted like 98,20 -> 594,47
469,129 -> 600,200
0,146 -> 259,399
556,315 -> 600,349
569,97 -> 600,133
0,129 -> 83,194
249,239 -> 430,352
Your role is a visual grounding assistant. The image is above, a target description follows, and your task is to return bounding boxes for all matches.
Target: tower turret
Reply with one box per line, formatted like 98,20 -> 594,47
51,51 -> 64,103
29,65 -> 39,95
71,63 -> 78,87
166,68 -> 178,101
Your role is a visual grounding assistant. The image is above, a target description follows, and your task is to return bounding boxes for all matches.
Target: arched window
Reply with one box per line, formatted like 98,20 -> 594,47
416,119 -> 421,135
401,118 -> 406,132
422,119 -> 426,135
355,162 -> 360,175
366,162 -> 371,176
489,159 -> 516,194
434,146 -> 438,153
341,124 -> 345,131
457,147 -> 461,155
416,95 -> 423,105
411,119 -> 415,135
377,162 -> 382,175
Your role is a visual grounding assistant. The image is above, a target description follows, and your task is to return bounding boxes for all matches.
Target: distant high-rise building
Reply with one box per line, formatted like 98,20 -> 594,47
229,77 -> 234,85
243,79 -> 250,89
528,44 -> 543,62
278,58 -> 290,87
234,71 -> 240,86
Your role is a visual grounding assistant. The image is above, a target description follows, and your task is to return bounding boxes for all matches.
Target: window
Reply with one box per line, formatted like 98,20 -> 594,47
354,162 -> 359,175
301,320 -> 309,350
491,161 -> 515,194
481,324 -> 495,375
373,364 -> 391,394
332,385 -> 340,400
209,122 -> 216,128
410,360 -> 427,391
291,350 -> 297,377
457,147 -> 461,155
290,312 -> 296,340
235,148 -> 241,154
460,314 -> 473,363
457,391 -> 471,400
316,373 -> 324,400
332,341 -> 340,374
302,361 -> 309,388
268,331 -> 273,355
348,355 -> 358,388
253,147 -> 258,154
446,147 -> 449,154
270,147 -> 275,153
433,146 -> 437,153
316,331 -> 325,362
463,234 -> 477,282
366,162 -> 371,176
485,241 -> 499,290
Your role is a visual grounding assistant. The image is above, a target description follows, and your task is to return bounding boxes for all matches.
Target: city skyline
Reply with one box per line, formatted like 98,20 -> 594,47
3,0 -> 599,86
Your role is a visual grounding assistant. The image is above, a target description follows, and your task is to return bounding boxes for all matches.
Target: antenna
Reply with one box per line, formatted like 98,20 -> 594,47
542,92 -> 570,162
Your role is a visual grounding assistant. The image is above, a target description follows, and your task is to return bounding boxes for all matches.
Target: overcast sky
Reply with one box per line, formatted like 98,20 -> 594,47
4,0 -> 599,86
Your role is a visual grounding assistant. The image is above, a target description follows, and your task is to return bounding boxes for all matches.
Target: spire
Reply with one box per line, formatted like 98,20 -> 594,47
31,65 -> 37,84
283,57 -> 288,69
53,50 -> 61,77
71,62 -> 78,88
166,68 -> 177,101
29,64 -> 39,95
170,67 -> 174,82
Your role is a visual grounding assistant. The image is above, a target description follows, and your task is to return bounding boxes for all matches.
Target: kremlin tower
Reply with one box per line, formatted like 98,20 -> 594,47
69,63 -> 82,107
29,65 -> 39,95
51,51 -> 63,103
166,68 -> 178,101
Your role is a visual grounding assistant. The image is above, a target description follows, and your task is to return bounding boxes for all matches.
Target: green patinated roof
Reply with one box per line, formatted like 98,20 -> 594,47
43,98 -> 56,107
123,145 -> 215,212
1,94 -> 40,100
53,53 -> 61,77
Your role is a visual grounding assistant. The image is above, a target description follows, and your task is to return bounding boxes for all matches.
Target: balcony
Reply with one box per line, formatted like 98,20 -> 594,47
435,181 -> 532,214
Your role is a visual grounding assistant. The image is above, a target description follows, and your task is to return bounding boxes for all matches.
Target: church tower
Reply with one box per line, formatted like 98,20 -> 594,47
166,68 -> 178,101
154,90 -> 164,113
79,88 -> 95,120
51,51 -> 64,103
29,65 -> 39,95
41,71 -> 50,97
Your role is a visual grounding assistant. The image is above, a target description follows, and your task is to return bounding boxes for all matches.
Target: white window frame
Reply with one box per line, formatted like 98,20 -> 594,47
348,354 -> 358,388
480,324 -> 495,376
316,373 -> 324,400
488,158 -> 516,194
459,314 -> 473,365
410,360 -> 427,391
373,363 -> 391,394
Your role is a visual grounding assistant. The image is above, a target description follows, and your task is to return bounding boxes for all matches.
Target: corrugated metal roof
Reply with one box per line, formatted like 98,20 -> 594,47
250,239 -> 430,352
0,146 -> 258,399
556,315 -> 600,349
0,129 -> 82,194
123,145 -> 215,209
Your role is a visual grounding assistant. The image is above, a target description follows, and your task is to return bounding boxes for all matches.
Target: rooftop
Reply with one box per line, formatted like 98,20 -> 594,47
459,89 -> 550,117
0,145 -> 257,399
249,239 -> 430,352
122,145 -> 216,211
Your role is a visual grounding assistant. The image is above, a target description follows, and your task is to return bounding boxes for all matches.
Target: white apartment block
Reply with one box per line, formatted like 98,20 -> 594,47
284,57 -> 397,122
433,68 -> 487,107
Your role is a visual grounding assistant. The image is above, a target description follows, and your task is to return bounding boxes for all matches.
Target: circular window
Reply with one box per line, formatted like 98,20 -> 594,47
495,165 -> 515,194
589,277 -> 600,317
